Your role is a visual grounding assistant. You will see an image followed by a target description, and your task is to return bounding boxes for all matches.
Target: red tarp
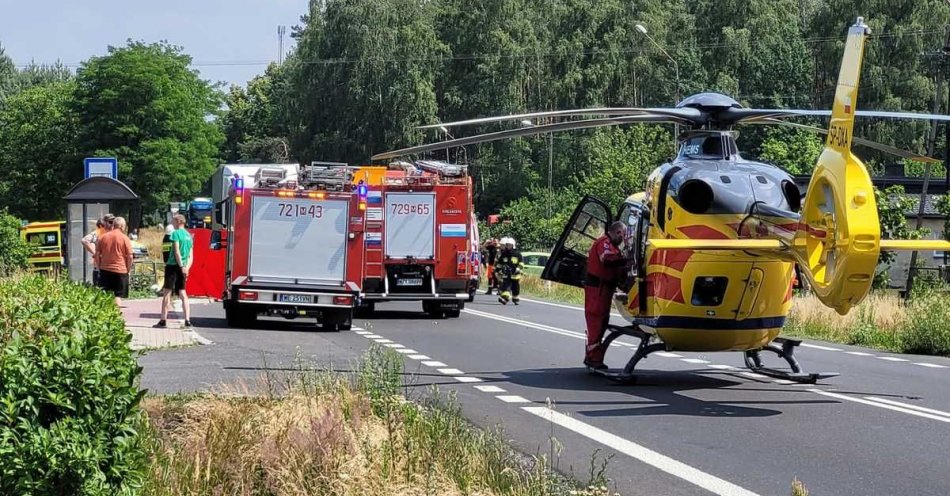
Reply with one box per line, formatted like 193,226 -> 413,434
185,228 -> 226,299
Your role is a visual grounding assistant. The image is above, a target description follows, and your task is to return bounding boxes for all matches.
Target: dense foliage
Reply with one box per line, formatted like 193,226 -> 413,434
0,1 -> 949,244
0,211 -> 30,275
0,276 -> 146,495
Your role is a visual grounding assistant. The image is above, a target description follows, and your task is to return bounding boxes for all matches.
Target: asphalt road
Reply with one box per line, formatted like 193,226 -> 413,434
140,295 -> 950,496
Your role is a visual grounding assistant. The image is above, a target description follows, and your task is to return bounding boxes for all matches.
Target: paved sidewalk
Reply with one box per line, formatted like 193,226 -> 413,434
121,297 -> 214,350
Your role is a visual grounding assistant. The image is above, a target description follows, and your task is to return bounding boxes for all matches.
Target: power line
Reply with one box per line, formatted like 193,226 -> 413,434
13,27 -> 947,69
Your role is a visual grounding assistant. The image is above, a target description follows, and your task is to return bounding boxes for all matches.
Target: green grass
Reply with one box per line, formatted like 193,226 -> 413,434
516,274 -> 584,305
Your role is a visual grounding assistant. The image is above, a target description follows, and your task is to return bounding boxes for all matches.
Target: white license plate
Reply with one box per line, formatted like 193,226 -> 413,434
397,278 -> 423,287
279,294 -> 314,304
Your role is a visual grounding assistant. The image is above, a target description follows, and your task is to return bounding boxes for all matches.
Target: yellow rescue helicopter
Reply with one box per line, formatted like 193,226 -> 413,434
373,17 -> 950,383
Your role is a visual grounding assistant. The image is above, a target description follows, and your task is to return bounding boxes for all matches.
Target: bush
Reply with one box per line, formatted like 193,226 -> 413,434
902,291 -> 950,356
0,210 -> 31,275
0,276 -> 146,495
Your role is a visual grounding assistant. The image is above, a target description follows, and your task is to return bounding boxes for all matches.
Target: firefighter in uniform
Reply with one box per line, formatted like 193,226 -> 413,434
496,237 -> 523,305
584,221 -> 628,370
483,238 -> 500,294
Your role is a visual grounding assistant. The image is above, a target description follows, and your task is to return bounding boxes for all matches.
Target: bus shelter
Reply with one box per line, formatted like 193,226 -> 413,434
63,177 -> 139,284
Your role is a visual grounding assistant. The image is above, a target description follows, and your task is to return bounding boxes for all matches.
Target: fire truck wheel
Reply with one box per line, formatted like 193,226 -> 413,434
355,302 -> 375,317
320,309 -> 352,332
225,302 -> 257,328
446,309 -> 461,318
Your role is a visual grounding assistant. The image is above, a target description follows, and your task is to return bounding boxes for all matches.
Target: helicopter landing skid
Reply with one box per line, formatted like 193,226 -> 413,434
743,338 -> 839,384
586,324 -> 666,384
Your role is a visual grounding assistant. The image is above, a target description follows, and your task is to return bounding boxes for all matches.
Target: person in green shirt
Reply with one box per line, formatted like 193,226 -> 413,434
155,214 -> 194,328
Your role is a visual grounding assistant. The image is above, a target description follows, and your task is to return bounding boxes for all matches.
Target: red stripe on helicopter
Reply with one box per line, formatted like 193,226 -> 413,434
646,272 -> 685,303
648,249 -> 694,272
798,222 -> 827,239
783,279 -> 794,303
677,225 -> 730,240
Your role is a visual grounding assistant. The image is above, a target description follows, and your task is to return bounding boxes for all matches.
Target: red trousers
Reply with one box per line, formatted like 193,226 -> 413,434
584,284 -> 614,361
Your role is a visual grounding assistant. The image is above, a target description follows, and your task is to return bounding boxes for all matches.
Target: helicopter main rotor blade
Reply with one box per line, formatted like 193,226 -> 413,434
418,107 -> 704,130
749,119 -> 941,163
373,113 -> 686,160
726,107 -> 950,123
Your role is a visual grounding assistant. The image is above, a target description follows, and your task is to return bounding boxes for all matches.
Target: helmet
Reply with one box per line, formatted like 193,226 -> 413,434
501,237 -> 516,248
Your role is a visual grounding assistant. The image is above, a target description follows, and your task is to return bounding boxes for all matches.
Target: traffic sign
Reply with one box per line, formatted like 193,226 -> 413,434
84,157 -> 118,179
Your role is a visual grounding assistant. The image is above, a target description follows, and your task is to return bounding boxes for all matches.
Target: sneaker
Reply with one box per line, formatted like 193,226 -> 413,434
583,359 -> 609,371
153,320 -> 167,329
484,290 -> 493,295
498,297 -> 507,305
183,320 -> 193,329
512,299 -> 520,305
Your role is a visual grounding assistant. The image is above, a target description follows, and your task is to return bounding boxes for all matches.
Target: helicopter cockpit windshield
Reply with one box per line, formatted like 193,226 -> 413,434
678,134 -> 736,160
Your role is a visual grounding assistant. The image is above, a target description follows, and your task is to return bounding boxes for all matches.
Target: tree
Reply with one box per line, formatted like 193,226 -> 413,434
757,127 -> 824,175
71,41 -> 223,221
0,210 -> 31,275
221,64 -> 289,163
874,185 -> 929,288
0,81 -> 78,220
15,61 -> 72,91
0,44 -> 17,105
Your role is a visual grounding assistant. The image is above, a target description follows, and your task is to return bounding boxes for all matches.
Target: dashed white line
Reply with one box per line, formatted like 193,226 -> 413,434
681,358 -> 710,364
864,397 -> 950,419
407,354 -> 431,360
364,334 -> 383,339
421,360 -> 447,367
914,362 -> 947,369
454,376 -> 483,383
475,385 -> 506,393
800,343 -> 842,351
811,389 -> 950,424
524,407 -> 760,496
383,343 -> 404,348
654,351 -> 683,358
708,364 -> 739,370
373,338 -> 393,344
395,348 -> 418,354
497,395 -> 531,404
876,356 -> 909,362
437,368 -> 465,375
845,351 -> 875,357
354,330 -> 371,335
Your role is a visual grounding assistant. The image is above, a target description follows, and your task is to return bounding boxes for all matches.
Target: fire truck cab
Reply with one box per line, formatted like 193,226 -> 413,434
219,162 -> 365,331
355,160 -> 476,318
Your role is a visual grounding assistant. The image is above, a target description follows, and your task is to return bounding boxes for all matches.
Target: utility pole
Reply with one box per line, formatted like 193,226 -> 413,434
905,27 -> 950,296
277,25 -> 286,65
547,132 -> 553,217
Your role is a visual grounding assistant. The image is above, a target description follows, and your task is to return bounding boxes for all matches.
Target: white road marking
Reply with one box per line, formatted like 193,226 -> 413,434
421,361 -> 447,367
364,334 -> 383,339
681,358 -> 710,364
811,390 -> 950,424
383,343 -> 404,348
354,330 -> 371,335
864,397 -> 950,419
395,348 -> 418,354
800,343 -> 842,351
876,356 -> 909,362
463,308 -> 587,341
351,327 -> 366,331
438,368 -> 465,375
407,354 -> 431,360
772,379 -> 796,385
185,330 -> 214,345
914,362 -> 947,369
497,395 -> 531,403
475,385 -> 506,393
654,351 -> 683,358
739,372 -> 768,380
455,376 -> 483,383
845,351 -> 875,356
373,338 -> 393,344
708,364 -> 739,370
518,297 -> 623,318
524,407 -> 760,496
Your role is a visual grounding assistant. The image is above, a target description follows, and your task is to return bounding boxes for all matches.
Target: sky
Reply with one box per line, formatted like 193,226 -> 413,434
0,0 -> 307,87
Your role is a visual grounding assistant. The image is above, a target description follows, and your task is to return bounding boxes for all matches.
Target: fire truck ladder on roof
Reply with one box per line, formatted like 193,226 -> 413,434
300,161 -> 352,191
414,160 -> 467,178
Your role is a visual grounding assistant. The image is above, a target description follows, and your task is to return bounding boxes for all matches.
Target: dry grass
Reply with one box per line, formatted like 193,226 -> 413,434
141,347 -> 618,496
518,274 -> 584,305
787,292 -> 906,342
138,226 -> 166,262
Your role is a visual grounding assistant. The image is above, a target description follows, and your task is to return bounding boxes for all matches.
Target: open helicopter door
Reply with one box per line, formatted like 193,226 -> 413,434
541,195 -> 611,288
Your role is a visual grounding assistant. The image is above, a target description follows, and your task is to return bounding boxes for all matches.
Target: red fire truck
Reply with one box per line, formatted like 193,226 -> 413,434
354,160 -> 477,318
218,163 -> 365,330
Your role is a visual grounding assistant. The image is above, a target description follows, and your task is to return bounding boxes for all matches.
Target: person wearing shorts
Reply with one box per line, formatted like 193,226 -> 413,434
94,216 -> 133,306
156,214 -> 193,329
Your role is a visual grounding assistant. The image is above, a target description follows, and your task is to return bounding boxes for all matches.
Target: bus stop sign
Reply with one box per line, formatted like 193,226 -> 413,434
84,157 -> 118,179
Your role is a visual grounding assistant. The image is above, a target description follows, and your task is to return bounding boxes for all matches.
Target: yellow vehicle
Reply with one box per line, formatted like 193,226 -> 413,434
373,17 -> 950,383
20,221 -> 66,276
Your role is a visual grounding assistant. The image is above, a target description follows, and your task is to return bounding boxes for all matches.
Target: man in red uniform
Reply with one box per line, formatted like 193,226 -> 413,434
584,221 -> 628,370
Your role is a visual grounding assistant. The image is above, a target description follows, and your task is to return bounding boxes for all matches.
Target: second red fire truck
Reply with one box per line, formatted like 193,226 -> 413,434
354,160 -> 478,318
